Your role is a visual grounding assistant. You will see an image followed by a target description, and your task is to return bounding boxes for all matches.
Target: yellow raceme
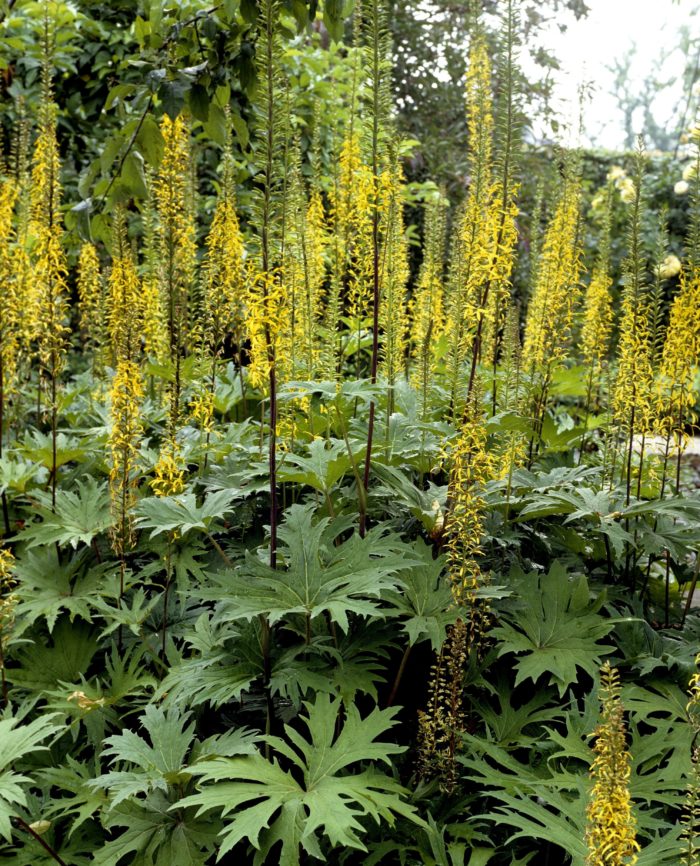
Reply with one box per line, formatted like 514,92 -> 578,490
76,242 -> 102,346
655,269 -> 700,443
523,178 -> 582,375
585,663 -> 639,866
108,360 -> 144,557
151,438 -> 187,498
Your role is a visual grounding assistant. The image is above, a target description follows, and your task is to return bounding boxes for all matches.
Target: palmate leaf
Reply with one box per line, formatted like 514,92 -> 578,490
16,476 -> 111,549
0,713 -> 63,842
91,706 -> 197,808
134,490 -> 237,538
179,694 -> 423,864
492,563 -> 616,696
199,504 -> 416,630
9,620 -> 100,693
20,430 -> 89,470
278,438 -> 352,494
93,793 -> 218,866
0,455 -> 45,496
382,538 -> 458,651
41,756 -> 108,837
11,548 -> 117,634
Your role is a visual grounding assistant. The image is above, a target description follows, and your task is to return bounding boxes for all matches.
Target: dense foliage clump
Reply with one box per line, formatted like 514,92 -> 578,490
0,1 -> 700,865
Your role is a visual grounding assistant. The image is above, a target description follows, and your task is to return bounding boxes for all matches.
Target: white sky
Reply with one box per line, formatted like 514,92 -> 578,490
527,0 -> 699,150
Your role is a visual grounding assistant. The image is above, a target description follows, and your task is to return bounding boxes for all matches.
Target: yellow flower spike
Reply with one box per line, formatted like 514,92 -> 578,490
410,193 -> 446,411
330,132 -> 375,324
523,175 -> 582,375
189,389 -> 215,434
0,178 -> 20,395
0,546 -> 16,588
581,267 -> 614,375
444,388 -> 493,640
76,242 -> 102,347
30,94 -> 70,388
151,439 -> 186,498
682,655 -> 700,865
378,155 -> 409,397
442,32 -> 518,415
585,662 -> 639,866
203,149 -> 246,355
155,113 -> 197,426
245,265 -> 286,393
107,209 -> 142,365
655,269 -> 700,452
108,360 -> 144,558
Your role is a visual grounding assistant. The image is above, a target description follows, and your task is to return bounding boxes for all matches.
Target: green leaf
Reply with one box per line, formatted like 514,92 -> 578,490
0,456 -> 44,496
120,151 -> 149,199
492,563 -> 615,696
230,111 -> 249,149
91,704 -> 259,811
136,114 -> 165,166
0,713 -> 63,842
91,706 -> 197,808
198,504 -> 415,630
94,793 -> 217,866
16,477 -> 111,550
187,82 -> 210,122
323,0 -> 346,42
20,431 -> 88,471
12,547 -> 109,633
134,490 -> 237,538
9,621 -> 100,693
278,438 -> 351,494
383,538 -> 458,650
179,694 -> 423,864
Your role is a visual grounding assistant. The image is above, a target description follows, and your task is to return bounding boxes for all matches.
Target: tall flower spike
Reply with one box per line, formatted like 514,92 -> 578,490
445,385 -> 493,643
0,178 -> 19,411
0,542 -> 17,706
151,438 -> 186,498
76,242 -> 102,349
329,131 -> 374,337
155,113 -> 196,431
612,145 -> 654,497
107,208 -> 142,365
584,662 -> 639,866
581,189 -> 614,380
416,618 -> 468,793
655,270 -> 700,464
108,360 -> 144,560
30,71 -> 70,507
203,145 -> 246,361
140,187 -> 168,363
579,187 -> 614,461
442,31 -> 499,417
377,150 -> 409,405
522,166 -> 582,375
410,192 -> 447,417
522,162 -> 582,454
682,653 -> 700,866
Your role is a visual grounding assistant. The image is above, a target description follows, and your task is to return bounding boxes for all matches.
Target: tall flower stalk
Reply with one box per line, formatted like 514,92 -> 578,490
0,177 -> 18,534
612,145 -> 654,508
378,148 -> 409,420
410,193 -> 447,422
359,0 -> 391,536
522,161 -> 582,459
585,663 -> 639,866
30,66 -> 70,510
76,242 -> 103,355
579,187 -> 614,461
155,113 -> 196,433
